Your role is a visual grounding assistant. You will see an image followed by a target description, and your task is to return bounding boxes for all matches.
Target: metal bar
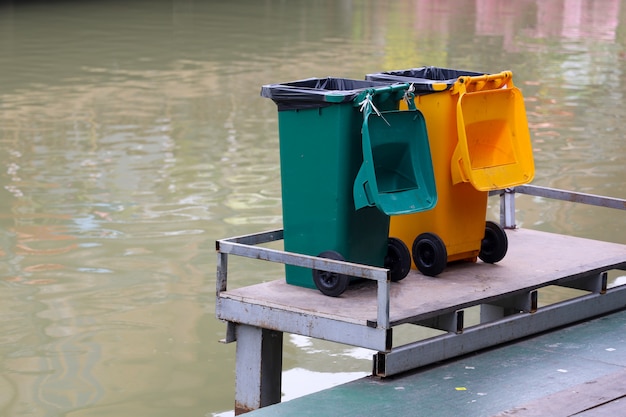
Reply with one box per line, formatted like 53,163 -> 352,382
221,229 -> 284,246
218,240 -> 389,282
500,188 -> 517,229
514,184 -> 626,210
234,325 -> 283,415
374,285 -> 626,377
480,304 -> 509,323
377,279 -> 391,329
217,297 -> 390,351
216,251 -> 228,295
480,290 -> 537,323
220,321 -> 237,344
557,272 -> 607,294
414,310 -> 464,333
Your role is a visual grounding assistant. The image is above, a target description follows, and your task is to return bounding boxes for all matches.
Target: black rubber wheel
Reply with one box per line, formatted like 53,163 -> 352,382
412,232 -> 447,276
385,237 -> 411,282
479,221 -> 508,264
312,250 -> 350,297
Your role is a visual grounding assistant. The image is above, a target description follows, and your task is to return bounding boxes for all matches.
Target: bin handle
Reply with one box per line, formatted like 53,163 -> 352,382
354,82 -> 410,106
353,98 -> 379,211
452,71 -> 514,94
354,87 -> 396,210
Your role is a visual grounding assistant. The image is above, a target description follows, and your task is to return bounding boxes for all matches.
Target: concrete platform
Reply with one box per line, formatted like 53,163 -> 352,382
245,308 -> 626,416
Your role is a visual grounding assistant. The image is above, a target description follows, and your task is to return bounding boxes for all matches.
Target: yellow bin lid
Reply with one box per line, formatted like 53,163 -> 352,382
451,72 -> 535,191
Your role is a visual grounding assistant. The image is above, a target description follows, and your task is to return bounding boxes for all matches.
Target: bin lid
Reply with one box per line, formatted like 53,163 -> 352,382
354,109 -> 437,216
366,66 -> 487,93
260,77 -> 401,110
451,86 -> 535,190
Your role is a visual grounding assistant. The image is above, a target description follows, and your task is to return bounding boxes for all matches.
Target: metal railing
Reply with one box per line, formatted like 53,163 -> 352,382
496,184 -> 626,229
217,185 -> 626,331
216,229 -> 392,329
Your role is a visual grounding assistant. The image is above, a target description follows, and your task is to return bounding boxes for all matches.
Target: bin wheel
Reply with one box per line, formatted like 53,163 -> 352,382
312,251 -> 350,297
386,237 -> 411,282
479,221 -> 508,264
412,233 -> 447,277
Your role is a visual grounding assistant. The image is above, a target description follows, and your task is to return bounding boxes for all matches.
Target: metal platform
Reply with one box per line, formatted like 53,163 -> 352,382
215,185 -> 626,414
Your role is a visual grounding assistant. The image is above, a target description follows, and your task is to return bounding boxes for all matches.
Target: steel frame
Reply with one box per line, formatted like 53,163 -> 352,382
215,185 -> 626,414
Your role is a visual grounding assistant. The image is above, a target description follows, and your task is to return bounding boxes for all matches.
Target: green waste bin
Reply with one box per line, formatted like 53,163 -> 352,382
261,77 -> 437,296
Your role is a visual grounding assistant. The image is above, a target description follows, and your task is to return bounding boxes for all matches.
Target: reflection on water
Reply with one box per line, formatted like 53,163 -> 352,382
0,0 -> 624,416
281,368 -> 370,401
214,368 -> 370,417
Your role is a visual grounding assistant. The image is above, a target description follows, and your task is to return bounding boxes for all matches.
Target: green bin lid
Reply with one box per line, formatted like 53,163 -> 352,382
260,77 -> 404,110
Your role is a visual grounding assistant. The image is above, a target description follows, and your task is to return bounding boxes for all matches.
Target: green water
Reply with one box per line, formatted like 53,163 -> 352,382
0,1 -> 624,415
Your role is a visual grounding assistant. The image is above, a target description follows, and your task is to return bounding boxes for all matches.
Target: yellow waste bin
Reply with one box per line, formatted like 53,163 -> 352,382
366,68 -> 534,275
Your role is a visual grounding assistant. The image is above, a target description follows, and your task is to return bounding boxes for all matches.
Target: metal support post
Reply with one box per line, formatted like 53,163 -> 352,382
558,272 -> 607,294
216,250 -> 228,294
500,188 -> 517,229
234,324 -> 283,415
414,310 -> 464,333
220,321 -> 237,344
480,290 -> 538,323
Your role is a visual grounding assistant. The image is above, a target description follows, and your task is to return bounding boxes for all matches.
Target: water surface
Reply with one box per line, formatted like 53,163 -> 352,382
0,1 -> 624,416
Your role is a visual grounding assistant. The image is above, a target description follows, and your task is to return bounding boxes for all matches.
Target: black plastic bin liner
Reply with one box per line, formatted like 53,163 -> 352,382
260,77 -> 400,111
366,66 -> 487,94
